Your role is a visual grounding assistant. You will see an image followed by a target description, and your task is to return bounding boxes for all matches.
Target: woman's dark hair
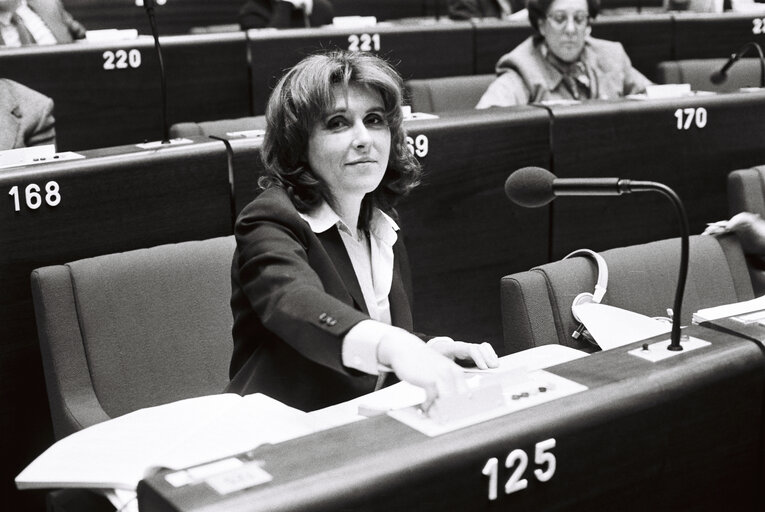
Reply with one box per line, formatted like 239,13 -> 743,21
527,0 -> 600,33
259,50 -> 422,228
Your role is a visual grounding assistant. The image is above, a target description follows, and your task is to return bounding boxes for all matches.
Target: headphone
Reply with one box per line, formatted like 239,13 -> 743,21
562,249 -> 609,346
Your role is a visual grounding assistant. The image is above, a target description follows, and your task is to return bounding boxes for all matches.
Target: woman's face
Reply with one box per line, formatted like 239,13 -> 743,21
539,0 -> 591,63
307,83 -> 391,205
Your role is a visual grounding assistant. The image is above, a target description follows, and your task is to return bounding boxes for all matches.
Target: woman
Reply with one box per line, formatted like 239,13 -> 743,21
228,51 -> 498,412
476,0 -> 651,108
239,0 -> 334,30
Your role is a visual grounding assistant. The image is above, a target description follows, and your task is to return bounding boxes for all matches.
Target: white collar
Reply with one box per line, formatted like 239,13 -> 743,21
299,200 -> 399,246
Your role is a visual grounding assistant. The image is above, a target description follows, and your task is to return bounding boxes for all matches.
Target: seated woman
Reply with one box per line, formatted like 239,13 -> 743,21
228,50 -> 498,412
239,0 -> 334,29
476,0 -> 651,108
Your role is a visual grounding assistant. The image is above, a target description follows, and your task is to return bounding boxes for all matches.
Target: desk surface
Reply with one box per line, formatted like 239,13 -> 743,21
138,326 -> 765,511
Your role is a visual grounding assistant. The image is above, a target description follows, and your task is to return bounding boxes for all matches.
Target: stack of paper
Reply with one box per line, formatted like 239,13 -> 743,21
692,295 -> 765,324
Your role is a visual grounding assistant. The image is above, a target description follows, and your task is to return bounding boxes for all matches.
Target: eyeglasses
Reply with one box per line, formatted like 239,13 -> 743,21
545,10 -> 590,30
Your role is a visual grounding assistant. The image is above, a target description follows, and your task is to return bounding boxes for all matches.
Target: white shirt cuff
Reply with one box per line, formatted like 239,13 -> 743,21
342,319 -> 392,375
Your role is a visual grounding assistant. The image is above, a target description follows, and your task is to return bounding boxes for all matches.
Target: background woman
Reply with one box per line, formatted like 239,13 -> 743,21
476,0 -> 651,108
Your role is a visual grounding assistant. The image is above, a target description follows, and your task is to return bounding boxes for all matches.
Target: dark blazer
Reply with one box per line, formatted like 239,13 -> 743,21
239,0 -> 334,30
0,0 -> 87,45
0,79 -> 55,150
227,187 -> 415,411
448,0 -> 525,19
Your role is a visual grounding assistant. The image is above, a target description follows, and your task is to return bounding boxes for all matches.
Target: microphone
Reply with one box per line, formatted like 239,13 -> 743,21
505,167 -> 690,352
138,0 -> 170,144
710,42 -> 765,88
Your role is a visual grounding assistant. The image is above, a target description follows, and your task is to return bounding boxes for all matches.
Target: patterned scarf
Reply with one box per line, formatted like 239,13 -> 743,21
544,46 -> 592,100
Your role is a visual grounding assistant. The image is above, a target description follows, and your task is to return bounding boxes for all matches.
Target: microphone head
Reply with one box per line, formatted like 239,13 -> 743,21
710,71 -> 727,85
504,167 -> 556,208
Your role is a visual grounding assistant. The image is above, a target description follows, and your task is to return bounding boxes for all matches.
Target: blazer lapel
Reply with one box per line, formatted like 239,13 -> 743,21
317,227 -> 369,316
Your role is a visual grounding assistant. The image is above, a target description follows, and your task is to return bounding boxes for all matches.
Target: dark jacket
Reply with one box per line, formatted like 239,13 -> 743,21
0,79 -> 55,150
227,187 -> 415,411
448,0 -> 525,19
239,0 -> 334,29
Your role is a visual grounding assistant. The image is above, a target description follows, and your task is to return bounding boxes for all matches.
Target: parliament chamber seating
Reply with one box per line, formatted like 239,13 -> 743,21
656,57 -> 764,92
405,74 -> 496,113
31,236 -> 236,440
500,234 -> 754,354
727,166 -> 765,296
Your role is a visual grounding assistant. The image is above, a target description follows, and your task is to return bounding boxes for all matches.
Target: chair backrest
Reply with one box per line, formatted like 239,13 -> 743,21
728,166 -> 765,295
31,236 -> 236,439
500,234 -> 753,354
169,116 -> 266,139
656,58 -> 763,93
405,74 -> 496,113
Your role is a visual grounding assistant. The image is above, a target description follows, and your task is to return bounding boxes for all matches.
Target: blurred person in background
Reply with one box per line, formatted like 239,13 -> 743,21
239,0 -> 334,29
0,0 -> 85,47
0,78 -> 55,149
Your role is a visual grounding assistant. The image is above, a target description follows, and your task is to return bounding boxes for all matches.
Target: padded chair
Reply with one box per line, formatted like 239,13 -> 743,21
405,74 -> 496,113
169,116 -> 266,139
656,58 -> 763,93
31,236 -> 236,440
728,166 -> 765,295
500,234 -> 753,354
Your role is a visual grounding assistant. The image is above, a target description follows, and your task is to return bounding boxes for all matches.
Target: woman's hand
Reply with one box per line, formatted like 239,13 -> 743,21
376,327 -> 469,410
704,212 -> 765,254
427,337 -> 500,370
282,0 -> 313,14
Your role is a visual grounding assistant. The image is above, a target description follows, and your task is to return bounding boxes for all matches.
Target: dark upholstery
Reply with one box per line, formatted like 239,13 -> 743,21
500,234 -> 754,354
31,236 -> 236,440
728,166 -> 765,296
169,116 -> 266,139
405,74 -> 496,113
656,58 -> 763,93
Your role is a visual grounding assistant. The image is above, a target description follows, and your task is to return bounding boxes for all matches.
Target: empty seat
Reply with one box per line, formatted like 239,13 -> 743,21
406,74 -> 496,113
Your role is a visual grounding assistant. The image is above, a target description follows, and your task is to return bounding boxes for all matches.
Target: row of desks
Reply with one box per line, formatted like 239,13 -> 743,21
3,12 -> 765,150
4,91 -> 765,508
138,324 -> 765,511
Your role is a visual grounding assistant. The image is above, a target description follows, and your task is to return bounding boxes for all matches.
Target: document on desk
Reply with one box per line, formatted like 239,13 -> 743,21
573,302 -> 672,350
15,393 -> 318,492
694,295 -> 765,343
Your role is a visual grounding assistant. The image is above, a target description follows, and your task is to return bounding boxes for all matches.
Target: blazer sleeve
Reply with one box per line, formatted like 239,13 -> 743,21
476,70 -> 529,108
25,95 -> 56,148
234,195 -> 370,374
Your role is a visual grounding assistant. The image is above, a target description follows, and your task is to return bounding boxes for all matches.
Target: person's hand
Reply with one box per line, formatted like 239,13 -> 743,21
376,327 -> 468,412
427,337 -> 500,370
282,0 -> 313,14
703,212 -> 765,254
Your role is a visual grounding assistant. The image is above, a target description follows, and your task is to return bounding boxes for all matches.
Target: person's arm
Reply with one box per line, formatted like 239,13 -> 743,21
60,5 -> 86,40
704,212 -> 765,255
476,71 -> 528,108
239,0 -> 308,29
617,44 -> 652,96
25,95 -> 56,148
448,0 -> 482,20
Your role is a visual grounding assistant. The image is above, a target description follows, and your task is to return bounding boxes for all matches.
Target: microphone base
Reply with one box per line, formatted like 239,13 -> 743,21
628,336 -> 710,362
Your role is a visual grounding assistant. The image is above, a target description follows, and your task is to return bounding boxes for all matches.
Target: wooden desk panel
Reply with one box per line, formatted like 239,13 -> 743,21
247,23 -> 474,115
65,0 -> 243,35
0,33 -> 250,151
1,140 -> 234,510
673,12 -> 765,60
138,327 -> 765,511
397,108 -> 551,348
546,92 -> 765,259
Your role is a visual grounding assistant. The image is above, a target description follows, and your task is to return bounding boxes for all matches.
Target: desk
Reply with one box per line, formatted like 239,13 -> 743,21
673,12 -> 765,60
247,22 -> 474,114
0,139 -> 234,509
65,0 -> 243,35
546,91 -> 765,259
0,32 -> 251,151
138,326 -> 765,511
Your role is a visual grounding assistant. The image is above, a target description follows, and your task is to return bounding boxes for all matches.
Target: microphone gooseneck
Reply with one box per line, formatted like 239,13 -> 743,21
143,0 -> 170,144
505,167 -> 690,351
710,41 -> 765,88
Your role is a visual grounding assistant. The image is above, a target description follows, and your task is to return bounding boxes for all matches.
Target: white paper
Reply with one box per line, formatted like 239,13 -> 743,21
573,302 -> 672,350
693,295 -> 765,323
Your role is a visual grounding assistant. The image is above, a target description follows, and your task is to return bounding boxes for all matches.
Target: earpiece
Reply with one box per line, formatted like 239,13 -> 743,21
563,249 -> 609,343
